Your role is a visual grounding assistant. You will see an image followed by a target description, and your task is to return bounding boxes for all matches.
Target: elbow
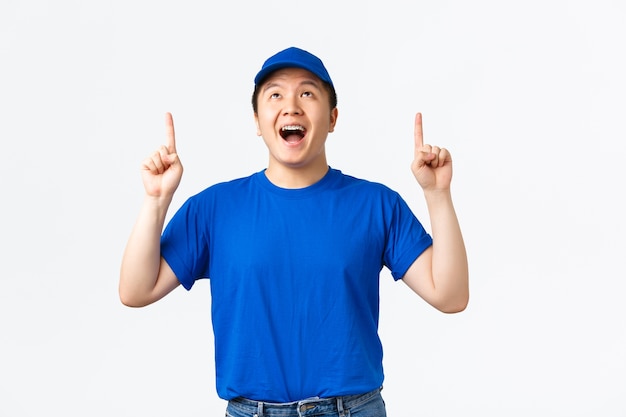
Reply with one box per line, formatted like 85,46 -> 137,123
436,275 -> 469,314
118,287 -> 150,308
119,293 -> 140,308
435,292 -> 469,314
439,300 -> 468,314
118,271 -> 155,308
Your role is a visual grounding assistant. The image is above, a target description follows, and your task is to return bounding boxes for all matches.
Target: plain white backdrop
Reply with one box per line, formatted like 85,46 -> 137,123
1,1 -> 625,416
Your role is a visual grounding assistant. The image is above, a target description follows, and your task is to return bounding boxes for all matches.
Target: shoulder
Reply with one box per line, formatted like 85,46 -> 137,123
191,172 -> 259,198
332,168 -> 400,198
174,173 -> 261,215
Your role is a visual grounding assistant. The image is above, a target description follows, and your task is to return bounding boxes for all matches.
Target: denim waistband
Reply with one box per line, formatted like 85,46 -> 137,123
228,387 -> 383,417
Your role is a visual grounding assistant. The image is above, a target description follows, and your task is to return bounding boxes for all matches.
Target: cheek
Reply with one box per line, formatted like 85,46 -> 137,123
256,113 -> 278,138
255,113 -> 271,136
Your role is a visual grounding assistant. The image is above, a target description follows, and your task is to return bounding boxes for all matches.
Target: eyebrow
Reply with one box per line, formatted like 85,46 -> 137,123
262,79 -> 322,94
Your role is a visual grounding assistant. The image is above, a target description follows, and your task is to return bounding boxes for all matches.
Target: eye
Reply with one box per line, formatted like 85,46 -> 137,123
302,91 -> 313,98
270,92 -> 281,99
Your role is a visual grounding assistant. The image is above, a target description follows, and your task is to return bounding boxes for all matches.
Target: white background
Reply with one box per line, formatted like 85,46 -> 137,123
1,1 -> 625,416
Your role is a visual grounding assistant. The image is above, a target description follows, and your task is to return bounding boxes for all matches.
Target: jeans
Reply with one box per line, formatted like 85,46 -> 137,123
225,387 -> 386,417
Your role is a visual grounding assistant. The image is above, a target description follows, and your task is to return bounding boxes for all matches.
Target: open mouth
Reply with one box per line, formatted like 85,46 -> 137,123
280,125 -> 306,143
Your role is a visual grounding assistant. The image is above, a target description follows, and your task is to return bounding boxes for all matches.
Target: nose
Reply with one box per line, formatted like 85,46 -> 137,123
283,95 -> 302,115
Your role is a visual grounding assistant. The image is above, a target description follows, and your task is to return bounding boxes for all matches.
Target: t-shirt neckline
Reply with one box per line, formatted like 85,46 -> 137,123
254,167 -> 340,198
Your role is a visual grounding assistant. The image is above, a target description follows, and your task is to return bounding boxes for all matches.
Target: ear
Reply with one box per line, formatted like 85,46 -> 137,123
328,107 -> 338,133
254,113 -> 262,136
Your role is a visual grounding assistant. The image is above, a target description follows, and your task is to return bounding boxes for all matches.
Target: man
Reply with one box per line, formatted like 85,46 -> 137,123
119,46 -> 468,417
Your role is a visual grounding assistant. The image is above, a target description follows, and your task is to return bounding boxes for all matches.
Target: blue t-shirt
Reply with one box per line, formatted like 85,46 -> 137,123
160,168 -> 432,402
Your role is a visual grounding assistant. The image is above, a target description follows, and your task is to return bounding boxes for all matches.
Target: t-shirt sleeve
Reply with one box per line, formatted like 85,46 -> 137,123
384,194 -> 433,280
160,197 -> 210,290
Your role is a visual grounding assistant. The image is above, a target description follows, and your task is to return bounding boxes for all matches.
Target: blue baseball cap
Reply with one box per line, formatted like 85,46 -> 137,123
254,47 -> 334,87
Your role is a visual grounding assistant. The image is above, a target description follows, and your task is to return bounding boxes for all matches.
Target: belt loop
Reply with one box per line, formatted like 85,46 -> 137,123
253,401 -> 263,417
337,396 -> 345,417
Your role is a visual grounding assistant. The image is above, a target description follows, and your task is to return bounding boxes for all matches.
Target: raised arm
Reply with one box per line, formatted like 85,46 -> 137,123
402,113 -> 469,313
119,112 -> 183,307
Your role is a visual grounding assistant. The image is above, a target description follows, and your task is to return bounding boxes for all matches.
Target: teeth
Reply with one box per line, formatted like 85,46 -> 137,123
281,125 -> 304,131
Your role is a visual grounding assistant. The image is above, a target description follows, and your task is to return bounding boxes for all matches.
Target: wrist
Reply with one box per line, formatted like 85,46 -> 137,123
423,188 -> 454,210
423,187 -> 451,200
142,194 -> 174,216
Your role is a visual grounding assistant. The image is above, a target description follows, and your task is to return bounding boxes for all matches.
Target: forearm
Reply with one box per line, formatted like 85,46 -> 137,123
119,195 -> 172,306
424,189 -> 469,311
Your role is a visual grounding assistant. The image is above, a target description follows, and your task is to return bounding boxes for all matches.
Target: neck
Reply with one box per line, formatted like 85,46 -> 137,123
264,163 -> 329,189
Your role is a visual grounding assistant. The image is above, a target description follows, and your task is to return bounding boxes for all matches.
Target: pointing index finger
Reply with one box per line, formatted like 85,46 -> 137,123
165,112 -> 177,153
414,112 -> 424,151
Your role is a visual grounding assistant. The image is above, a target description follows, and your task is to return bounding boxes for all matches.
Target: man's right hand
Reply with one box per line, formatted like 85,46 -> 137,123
141,112 -> 183,199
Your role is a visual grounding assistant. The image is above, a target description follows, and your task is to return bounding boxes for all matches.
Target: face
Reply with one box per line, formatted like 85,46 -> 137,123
254,67 -> 338,180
